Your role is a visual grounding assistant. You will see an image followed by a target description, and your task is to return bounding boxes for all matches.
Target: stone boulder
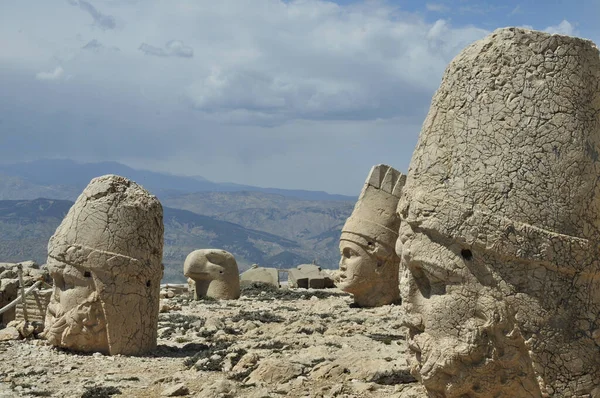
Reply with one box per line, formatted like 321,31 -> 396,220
288,264 -> 334,289
240,266 -> 279,288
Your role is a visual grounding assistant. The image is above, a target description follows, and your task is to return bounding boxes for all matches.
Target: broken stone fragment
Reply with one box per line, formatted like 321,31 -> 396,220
240,267 -> 279,287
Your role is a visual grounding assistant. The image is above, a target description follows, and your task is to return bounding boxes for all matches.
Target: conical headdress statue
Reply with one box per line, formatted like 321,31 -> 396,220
339,164 -> 405,307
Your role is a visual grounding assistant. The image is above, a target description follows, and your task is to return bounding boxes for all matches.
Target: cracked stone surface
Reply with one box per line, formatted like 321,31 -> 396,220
184,249 -> 240,300
398,28 -> 600,397
339,164 -> 405,307
240,266 -> 279,288
0,288 -> 425,397
44,174 -> 164,356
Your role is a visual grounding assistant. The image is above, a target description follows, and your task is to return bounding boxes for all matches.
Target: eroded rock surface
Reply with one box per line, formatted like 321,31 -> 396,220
398,28 -> 600,397
339,164 -> 405,307
288,264 -> 334,289
0,288 -> 424,397
184,249 -> 240,300
44,174 -> 164,355
0,261 -> 50,326
240,265 -> 279,288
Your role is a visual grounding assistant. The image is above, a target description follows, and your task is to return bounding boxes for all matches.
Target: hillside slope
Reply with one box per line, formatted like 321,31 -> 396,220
0,199 -> 348,282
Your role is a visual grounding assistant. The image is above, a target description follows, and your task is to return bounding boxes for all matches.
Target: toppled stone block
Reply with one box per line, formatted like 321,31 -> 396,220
288,264 -> 334,289
240,266 -> 279,288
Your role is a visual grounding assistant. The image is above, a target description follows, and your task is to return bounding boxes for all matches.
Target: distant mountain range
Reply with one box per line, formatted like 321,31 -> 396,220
0,159 -> 355,202
0,198 -> 351,282
0,160 -> 356,282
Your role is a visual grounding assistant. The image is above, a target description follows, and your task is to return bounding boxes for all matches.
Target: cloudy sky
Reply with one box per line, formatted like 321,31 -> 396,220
1,0 -> 598,195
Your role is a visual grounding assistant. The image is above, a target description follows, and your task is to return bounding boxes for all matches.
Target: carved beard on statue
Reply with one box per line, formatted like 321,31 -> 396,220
44,291 -> 108,353
398,223 -> 542,398
402,285 -> 540,398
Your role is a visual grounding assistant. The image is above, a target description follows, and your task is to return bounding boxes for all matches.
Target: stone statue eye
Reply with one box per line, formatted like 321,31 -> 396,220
343,248 -> 355,258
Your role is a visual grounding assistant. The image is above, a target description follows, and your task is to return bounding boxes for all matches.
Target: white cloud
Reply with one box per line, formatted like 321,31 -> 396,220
544,20 -> 577,36
7,1 -> 593,193
426,3 -> 449,13
35,66 -> 64,81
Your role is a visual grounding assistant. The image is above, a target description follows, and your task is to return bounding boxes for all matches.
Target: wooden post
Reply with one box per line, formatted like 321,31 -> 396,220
16,263 -> 29,322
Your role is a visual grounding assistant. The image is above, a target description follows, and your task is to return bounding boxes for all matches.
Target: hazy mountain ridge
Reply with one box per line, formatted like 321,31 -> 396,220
162,191 -> 354,268
0,160 -> 357,281
0,159 -> 356,202
0,198 -> 347,282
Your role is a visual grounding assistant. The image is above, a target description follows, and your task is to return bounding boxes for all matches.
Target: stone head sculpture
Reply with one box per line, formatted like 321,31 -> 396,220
184,249 -> 240,300
398,28 -> 600,397
44,175 -> 164,355
339,164 -> 405,307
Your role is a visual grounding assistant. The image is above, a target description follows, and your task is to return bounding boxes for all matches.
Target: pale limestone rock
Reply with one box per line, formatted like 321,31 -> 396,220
248,357 -> 304,384
44,175 -> 164,355
398,28 -> 600,397
240,266 -> 279,287
183,249 -> 240,300
0,326 -> 20,341
161,383 -> 189,397
339,164 -> 405,307
288,264 -> 334,289
0,278 -> 19,325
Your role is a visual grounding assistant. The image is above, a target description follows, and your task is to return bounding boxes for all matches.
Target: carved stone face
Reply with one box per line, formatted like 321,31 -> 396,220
395,27 -> 600,396
338,241 -> 377,294
43,174 -> 164,356
397,220 -> 540,397
339,164 -> 404,307
184,249 -> 240,300
45,257 -> 108,353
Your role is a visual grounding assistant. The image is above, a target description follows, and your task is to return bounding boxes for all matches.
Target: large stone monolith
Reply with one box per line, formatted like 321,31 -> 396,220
44,175 -> 164,355
398,28 -> 600,397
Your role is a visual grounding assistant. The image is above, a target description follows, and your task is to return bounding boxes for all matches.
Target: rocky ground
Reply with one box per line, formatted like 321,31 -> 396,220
0,284 -> 426,398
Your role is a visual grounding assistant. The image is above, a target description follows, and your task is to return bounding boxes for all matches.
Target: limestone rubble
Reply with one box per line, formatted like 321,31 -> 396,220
0,286 -> 425,398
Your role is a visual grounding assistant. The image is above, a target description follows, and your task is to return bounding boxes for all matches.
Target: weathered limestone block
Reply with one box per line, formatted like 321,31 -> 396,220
44,175 -> 164,355
184,249 -> 240,300
288,264 -> 334,289
339,164 -> 405,307
398,28 -> 600,397
240,265 -> 279,287
0,278 -> 19,325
